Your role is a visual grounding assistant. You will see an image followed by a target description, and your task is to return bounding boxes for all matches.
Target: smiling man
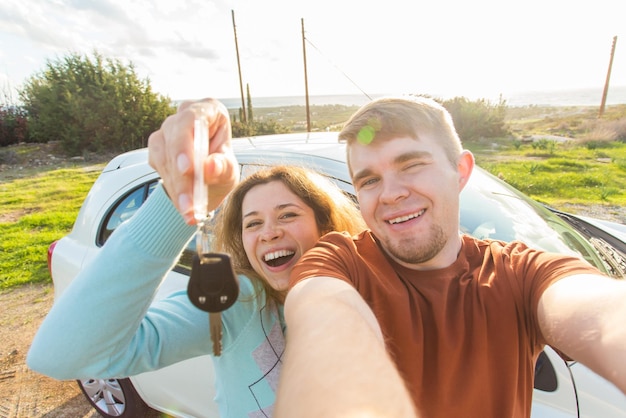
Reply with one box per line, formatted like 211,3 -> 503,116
275,96 -> 626,418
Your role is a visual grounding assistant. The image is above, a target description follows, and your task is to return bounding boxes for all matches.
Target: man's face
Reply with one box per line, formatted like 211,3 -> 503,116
349,135 -> 468,270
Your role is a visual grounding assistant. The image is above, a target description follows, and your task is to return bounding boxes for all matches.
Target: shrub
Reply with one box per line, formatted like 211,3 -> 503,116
0,105 -> 29,146
19,51 -> 175,155
579,117 -> 626,144
440,96 -> 509,142
531,139 -> 556,153
231,120 -> 289,138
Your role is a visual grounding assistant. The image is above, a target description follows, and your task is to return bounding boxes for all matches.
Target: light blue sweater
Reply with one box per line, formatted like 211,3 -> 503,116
27,184 -> 285,417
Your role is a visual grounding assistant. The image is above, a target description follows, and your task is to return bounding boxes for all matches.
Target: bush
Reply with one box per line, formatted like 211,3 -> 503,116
0,105 -> 29,146
440,96 -> 509,142
19,51 -> 175,155
531,139 -> 556,154
231,120 -> 290,138
581,118 -> 626,143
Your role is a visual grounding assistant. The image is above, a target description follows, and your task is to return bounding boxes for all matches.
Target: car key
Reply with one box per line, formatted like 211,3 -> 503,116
188,252 -> 239,356
186,104 -> 239,356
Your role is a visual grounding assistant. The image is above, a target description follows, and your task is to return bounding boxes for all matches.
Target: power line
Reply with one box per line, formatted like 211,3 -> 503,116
304,36 -> 372,101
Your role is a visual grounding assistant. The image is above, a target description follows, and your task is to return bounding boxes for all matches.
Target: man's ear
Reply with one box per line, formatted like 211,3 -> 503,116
457,150 -> 475,191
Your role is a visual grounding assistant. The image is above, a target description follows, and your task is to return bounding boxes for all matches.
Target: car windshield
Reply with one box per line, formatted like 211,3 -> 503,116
461,168 -> 608,274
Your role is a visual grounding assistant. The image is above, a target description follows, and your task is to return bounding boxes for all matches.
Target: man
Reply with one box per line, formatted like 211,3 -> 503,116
275,96 -> 626,418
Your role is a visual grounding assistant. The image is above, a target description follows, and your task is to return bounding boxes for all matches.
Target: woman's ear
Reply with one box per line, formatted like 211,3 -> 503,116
457,150 -> 475,191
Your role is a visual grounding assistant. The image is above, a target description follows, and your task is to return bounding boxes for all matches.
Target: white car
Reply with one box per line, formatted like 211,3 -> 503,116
47,132 -> 626,417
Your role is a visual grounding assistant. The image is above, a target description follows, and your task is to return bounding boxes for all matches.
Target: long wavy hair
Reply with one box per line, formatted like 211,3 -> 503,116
212,165 -> 366,303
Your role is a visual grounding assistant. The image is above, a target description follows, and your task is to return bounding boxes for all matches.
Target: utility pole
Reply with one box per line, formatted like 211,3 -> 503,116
232,10 -> 247,123
599,36 -> 617,118
301,18 -> 311,132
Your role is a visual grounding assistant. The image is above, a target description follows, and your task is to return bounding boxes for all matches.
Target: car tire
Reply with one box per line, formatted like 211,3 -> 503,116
77,377 -> 153,417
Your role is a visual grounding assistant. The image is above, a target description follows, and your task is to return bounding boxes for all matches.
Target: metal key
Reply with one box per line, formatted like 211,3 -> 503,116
188,253 -> 239,356
209,312 -> 222,356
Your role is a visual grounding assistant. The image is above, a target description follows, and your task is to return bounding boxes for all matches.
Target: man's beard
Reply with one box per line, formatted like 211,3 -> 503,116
383,224 -> 447,265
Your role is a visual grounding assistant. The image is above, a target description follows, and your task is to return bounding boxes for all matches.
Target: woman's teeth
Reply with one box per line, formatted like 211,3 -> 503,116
264,250 -> 295,262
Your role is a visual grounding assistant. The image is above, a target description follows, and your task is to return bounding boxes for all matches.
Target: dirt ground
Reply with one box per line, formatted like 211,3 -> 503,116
0,284 -> 101,418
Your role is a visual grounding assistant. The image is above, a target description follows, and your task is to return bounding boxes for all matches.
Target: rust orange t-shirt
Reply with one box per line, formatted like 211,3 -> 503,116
289,231 -> 601,418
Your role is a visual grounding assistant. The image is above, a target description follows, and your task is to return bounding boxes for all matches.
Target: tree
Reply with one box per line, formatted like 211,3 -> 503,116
20,51 -> 175,155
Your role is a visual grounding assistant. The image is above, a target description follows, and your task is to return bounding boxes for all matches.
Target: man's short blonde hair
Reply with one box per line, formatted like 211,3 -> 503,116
339,96 -> 463,168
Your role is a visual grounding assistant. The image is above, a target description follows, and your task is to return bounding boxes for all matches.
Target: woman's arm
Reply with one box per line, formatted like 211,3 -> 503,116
27,185 -> 198,378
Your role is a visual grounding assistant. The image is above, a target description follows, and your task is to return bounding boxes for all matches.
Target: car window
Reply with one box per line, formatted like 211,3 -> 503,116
98,181 -> 158,246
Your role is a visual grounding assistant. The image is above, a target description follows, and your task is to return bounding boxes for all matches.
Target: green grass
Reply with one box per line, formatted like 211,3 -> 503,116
0,165 -> 103,289
472,140 -> 626,207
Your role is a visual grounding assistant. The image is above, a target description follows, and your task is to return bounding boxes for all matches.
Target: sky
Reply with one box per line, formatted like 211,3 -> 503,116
1,0 -> 625,104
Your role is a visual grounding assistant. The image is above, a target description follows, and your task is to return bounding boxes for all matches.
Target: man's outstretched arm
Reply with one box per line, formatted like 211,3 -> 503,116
275,277 -> 417,418
538,274 -> 626,395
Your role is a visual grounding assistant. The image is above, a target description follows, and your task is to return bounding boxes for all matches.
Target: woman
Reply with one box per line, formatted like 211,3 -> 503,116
28,163 -> 365,417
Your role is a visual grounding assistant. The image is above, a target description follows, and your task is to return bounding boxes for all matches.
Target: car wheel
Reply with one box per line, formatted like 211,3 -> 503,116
77,377 -> 152,417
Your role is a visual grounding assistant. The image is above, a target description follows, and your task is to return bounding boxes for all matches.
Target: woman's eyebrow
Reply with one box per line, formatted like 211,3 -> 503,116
242,210 -> 259,219
242,202 -> 302,219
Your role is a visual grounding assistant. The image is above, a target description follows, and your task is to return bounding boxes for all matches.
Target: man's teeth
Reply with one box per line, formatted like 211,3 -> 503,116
388,210 -> 425,224
264,250 -> 295,261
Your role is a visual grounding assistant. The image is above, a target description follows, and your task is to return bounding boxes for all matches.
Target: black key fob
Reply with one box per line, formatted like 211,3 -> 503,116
187,253 -> 239,313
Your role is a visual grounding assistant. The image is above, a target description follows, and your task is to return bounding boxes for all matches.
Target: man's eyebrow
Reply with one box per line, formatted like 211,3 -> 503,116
352,150 -> 433,183
351,168 -> 374,185
395,150 -> 433,163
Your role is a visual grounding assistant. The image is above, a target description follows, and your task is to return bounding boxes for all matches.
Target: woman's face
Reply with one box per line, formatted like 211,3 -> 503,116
241,180 -> 321,290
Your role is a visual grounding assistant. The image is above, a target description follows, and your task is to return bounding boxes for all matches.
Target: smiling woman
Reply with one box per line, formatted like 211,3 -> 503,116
214,165 -> 366,302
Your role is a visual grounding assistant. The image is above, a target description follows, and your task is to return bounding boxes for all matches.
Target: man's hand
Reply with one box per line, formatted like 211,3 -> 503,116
147,98 -> 239,224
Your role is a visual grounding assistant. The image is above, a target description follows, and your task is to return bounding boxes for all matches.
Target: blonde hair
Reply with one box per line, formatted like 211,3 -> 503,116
213,165 -> 366,302
339,96 -> 463,168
